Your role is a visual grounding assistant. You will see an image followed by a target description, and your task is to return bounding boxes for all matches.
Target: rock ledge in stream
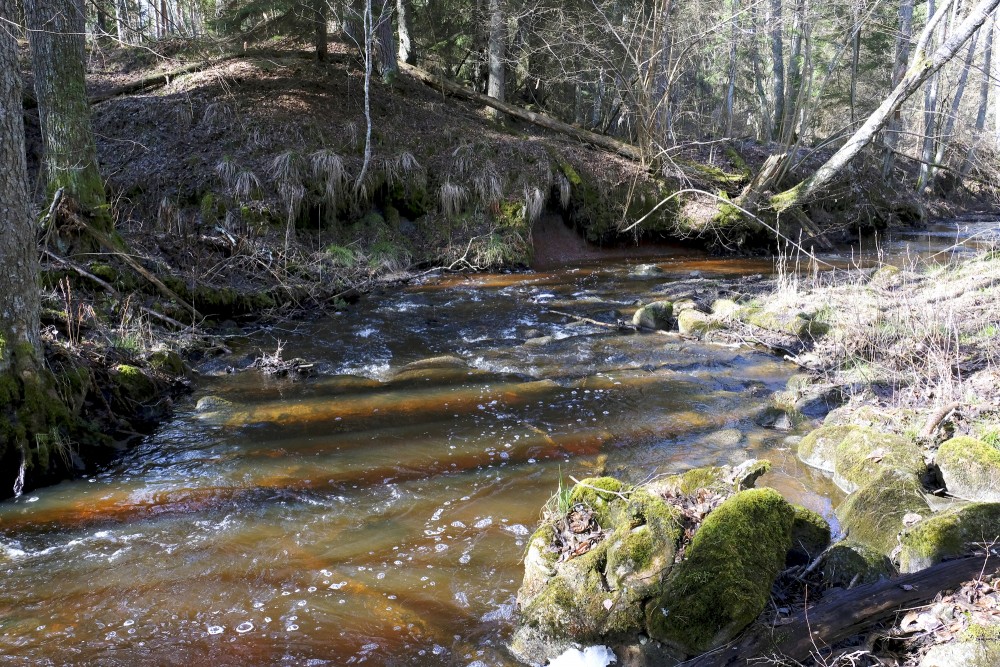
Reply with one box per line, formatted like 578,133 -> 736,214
510,461 -> 815,665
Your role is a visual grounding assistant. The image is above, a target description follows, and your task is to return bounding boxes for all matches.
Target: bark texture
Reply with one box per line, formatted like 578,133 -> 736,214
1,0 -> 41,367
487,0 -> 506,116
396,0 -> 416,64
25,0 -> 108,220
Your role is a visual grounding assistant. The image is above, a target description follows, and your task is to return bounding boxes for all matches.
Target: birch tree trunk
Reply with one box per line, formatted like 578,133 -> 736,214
916,0 -> 944,193
882,0 -> 915,177
929,31 -> 978,185
24,0 -> 110,232
396,0 -> 416,64
961,13 -> 992,174
769,0 -> 1000,211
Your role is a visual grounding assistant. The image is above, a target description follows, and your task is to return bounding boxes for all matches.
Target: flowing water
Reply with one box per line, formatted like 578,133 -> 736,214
1,217 -> 996,666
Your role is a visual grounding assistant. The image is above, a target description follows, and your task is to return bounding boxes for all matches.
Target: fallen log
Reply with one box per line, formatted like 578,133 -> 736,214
682,554 -> 997,666
399,62 -> 644,163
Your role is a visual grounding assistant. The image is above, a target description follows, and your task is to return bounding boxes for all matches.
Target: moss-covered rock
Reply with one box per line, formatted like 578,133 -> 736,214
648,460 -> 771,497
632,301 -> 673,330
744,307 -> 829,339
836,470 -> 930,556
677,309 -> 718,337
833,428 -> 926,493
898,503 -> 1000,573
646,488 -> 796,655
788,504 -> 831,564
147,350 -> 187,377
711,298 -> 741,319
797,425 -> 860,472
937,436 -> 1000,502
568,476 -> 626,526
112,364 -> 157,403
820,540 -> 896,587
515,479 -> 683,663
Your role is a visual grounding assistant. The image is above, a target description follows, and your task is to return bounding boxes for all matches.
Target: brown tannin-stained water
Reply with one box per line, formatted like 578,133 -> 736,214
1,217 -> 995,666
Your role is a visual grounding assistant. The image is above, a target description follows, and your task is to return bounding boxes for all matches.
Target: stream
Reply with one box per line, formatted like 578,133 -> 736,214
1,217 -> 996,666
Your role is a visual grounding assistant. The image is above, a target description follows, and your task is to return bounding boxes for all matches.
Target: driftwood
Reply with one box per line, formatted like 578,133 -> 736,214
399,62 -> 644,163
682,555 -> 996,666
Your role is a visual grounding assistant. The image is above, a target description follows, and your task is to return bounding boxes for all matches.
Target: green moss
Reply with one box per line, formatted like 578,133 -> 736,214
676,309 -> 719,337
647,488 -> 795,654
836,470 -> 929,556
632,300 -> 673,330
723,145 -> 751,177
147,350 -> 187,377
798,424 -> 861,472
656,461 -> 771,496
569,476 -> 625,526
745,308 -> 827,339
769,182 -> 806,212
937,436 -> 1000,501
834,428 -> 925,493
899,503 -> 1000,573
789,505 -> 831,562
820,540 -> 895,587
962,623 -> 1000,641
113,364 -> 157,403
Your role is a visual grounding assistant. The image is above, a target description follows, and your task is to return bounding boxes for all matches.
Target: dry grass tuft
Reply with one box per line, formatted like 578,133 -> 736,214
440,181 -> 467,218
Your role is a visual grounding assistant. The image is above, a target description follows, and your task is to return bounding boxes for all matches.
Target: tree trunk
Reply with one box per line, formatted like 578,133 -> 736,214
929,30 -> 977,186
315,0 -> 328,61
916,0 -> 944,193
749,1 -> 772,139
770,0 -> 785,141
782,0 -> 805,141
0,0 -> 75,498
24,0 -> 110,233
849,5 -> 860,124
882,0 -> 915,177
769,0 -> 1000,212
724,0 -> 739,136
396,0 -> 416,64
961,13 -> 992,174
373,1 -> 397,78
115,0 -> 130,44
486,0 -> 506,117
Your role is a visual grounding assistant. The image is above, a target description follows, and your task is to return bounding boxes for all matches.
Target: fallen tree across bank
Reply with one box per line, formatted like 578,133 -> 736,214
682,554 -> 997,666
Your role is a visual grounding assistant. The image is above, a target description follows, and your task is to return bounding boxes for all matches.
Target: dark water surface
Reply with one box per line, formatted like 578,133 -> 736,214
0,218 -> 995,665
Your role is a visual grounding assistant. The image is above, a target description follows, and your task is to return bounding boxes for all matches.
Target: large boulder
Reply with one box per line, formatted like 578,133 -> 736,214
832,428 -> 926,494
511,478 -> 683,665
647,460 -> 771,497
797,424 -> 860,472
835,470 -> 930,556
645,488 -> 796,655
676,309 -> 718,337
744,306 -> 829,339
898,503 -> 1000,573
632,301 -> 673,330
937,436 -> 1000,502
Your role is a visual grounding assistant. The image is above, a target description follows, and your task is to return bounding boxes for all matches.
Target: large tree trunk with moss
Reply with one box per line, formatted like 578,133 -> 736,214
0,0 -> 77,498
24,0 -> 110,236
764,0 -> 1000,214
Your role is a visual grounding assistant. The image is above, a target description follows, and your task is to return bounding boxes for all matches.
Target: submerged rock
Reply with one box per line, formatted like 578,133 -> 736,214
835,470 -> 930,556
936,436 -> 1000,502
645,488 -> 796,655
898,503 -> 1000,573
631,264 -> 664,276
632,301 -> 673,330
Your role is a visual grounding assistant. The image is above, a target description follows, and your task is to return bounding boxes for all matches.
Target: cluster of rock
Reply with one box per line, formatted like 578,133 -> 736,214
510,424 -> 1000,666
509,461 -> 830,665
794,422 -> 1000,665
